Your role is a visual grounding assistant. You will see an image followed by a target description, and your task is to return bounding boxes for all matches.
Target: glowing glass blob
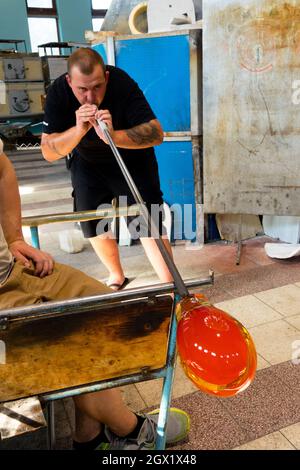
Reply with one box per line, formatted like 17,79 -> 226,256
176,294 -> 257,397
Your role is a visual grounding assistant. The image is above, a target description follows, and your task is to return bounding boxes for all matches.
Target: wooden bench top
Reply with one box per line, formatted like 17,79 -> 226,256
0,296 -> 173,403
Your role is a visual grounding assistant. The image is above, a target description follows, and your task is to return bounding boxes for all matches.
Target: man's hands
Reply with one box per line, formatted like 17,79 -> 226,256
90,109 -> 114,144
76,104 -> 98,135
76,105 -> 113,145
9,240 -> 54,278
76,106 -> 163,150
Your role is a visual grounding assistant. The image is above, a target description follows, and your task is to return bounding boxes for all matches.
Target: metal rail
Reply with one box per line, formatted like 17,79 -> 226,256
0,275 -> 213,327
22,205 -> 141,226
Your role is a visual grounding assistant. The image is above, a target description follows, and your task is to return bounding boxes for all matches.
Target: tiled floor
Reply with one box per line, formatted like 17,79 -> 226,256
1,150 -> 300,450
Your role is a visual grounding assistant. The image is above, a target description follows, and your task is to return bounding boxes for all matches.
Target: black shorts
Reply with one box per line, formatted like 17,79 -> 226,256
70,154 -> 166,238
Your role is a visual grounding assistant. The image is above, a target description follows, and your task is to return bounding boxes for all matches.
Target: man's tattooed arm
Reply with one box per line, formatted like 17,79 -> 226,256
125,121 -> 163,146
113,119 -> 164,149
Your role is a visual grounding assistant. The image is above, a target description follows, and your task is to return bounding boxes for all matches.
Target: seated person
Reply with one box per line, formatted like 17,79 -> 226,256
0,138 -> 189,450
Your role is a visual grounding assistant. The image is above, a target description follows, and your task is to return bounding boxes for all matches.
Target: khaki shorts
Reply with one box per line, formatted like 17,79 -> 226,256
0,261 -> 111,309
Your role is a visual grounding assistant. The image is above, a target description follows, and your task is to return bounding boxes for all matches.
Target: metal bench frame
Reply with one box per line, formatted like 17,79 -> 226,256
0,209 -> 212,449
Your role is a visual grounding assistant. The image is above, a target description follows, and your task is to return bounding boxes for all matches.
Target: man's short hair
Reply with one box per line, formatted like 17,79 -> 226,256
67,48 -> 106,75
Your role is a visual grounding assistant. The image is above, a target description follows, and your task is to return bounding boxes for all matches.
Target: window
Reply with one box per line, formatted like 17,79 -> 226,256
92,0 -> 111,9
26,0 -> 57,16
91,0 -> 112,32
26,0 -> 59,53
27,0 -> 54,8
92,18 -> 105,32
27,18 -> 59,54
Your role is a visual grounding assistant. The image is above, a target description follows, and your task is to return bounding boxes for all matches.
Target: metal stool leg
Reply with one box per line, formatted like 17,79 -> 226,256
46,401 -> 56,449
30,226 -> 40,249
155,303 -> 178,450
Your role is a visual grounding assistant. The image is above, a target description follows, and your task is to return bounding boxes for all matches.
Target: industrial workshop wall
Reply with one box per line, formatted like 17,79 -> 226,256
203,0 -> 300,216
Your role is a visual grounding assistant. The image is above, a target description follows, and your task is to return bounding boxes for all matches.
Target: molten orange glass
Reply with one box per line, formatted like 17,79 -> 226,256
176,294 -> 257,397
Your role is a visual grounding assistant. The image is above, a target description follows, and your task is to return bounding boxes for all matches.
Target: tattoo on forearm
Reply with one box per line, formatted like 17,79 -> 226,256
125,122 -> 161,145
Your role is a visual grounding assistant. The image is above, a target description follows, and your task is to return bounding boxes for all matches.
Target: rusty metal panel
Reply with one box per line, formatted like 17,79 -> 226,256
0,297 -> 171,403
203,0 -> 300,215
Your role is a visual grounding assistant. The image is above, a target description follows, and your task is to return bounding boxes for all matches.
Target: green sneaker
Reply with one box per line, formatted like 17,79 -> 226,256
100,408 -> 190,450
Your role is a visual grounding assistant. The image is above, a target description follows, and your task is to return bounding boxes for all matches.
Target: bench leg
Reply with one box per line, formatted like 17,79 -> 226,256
155,306 -> 177,450
30,226 -> 40,249
46,401 -> 56,449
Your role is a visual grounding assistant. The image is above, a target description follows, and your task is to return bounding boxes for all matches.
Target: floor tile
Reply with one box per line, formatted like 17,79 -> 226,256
54,417 -> 72,440
257,354 -> 271,370
171,360 -> 199,398
0,428 -> 48,450
234,432 -> 295,450
271,361 -> 300,391
285,314 -> 300,331
170,392 -> 249,450
135,379 -> 163,409
215,295 -> 283,328
242,239 -> 276,267
221,263 -> 300,299
55,436 -> 73,450
220,367 -> 300,440
255,284 -> 300,317
184,244 -> 259,275
120,385 -> 146,412
136,360 -> 198,408
249,320 -> 300,364
241,237 -> 277,248
191,280 -> 234,305
281,423 -> 300,450
63,398 -> 75,433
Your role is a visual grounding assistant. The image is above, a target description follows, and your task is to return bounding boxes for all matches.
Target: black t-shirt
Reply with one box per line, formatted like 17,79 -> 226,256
43,66 -> 157,166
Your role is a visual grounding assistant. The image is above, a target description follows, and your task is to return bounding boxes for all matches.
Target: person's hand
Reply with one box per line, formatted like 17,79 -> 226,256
76,104 -> 98,135
90,109 -> 115,144
9,240 -> 54,278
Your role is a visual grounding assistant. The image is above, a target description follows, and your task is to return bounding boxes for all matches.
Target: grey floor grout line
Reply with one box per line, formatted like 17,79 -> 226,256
279,430 -> 298,450
253,291 -> 300,319
284,318 -> 300,332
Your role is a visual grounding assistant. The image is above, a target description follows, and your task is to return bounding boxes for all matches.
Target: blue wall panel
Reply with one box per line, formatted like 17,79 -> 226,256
155,141 -> 196,240
92,44 -> 108,67
115,35 -> 191,132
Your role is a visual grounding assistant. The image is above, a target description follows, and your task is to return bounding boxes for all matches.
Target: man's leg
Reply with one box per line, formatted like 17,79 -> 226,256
74,407 -> 101,443
140,235 -> 174,283
90,233 -> 173,287
89,232 -> 126,289
73,389 -> 137,442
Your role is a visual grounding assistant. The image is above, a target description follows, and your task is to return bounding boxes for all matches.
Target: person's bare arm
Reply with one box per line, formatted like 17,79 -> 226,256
41,104 -> 97,162
0,150 -> 54,276
116,119 -> 164,148
0,150 -> 24,245
41,126 -> 86,162
92,110 -> 164,149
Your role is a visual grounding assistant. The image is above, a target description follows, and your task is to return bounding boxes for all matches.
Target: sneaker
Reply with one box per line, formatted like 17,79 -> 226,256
98,407 -> 190,450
